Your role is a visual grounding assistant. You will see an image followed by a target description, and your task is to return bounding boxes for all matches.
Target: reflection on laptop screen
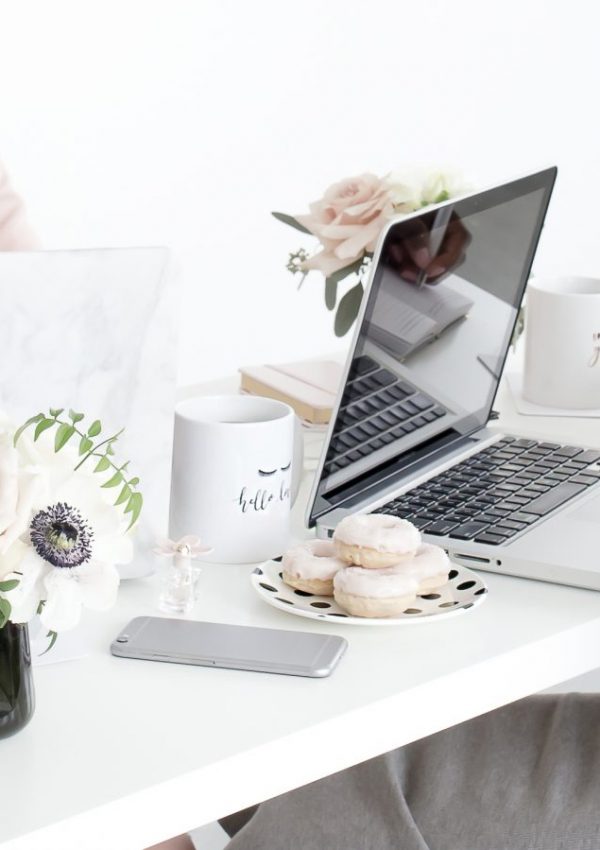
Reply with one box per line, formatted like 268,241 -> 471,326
309,169 -> 556,525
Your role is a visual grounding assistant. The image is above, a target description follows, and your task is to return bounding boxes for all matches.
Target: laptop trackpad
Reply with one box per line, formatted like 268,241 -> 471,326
566,491 -> 600,525
509,490 -> 600,569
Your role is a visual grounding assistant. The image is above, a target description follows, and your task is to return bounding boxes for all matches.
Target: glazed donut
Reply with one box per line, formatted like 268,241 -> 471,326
405,543 -> 450,592
333,513 -> 421,569
333,565 -> 419,618
281,539 -> 345,596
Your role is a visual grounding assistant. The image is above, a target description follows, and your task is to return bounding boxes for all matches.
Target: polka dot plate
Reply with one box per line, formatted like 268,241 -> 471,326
251,560 -> 488,626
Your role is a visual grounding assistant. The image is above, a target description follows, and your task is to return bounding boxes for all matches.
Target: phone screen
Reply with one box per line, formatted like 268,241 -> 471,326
111,617 -> 347,678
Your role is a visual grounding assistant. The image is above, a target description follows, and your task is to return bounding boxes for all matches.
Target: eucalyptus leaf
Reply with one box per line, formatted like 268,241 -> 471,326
40,630 -> 58,655
69,409 -> 84,423
0,597 -> 11,628
324,277 -> 338,311
124,491 -> 143,529
101,471 -> 123,489
115,483 -> 132,507
49,408 -> 64,418
87,420 -> 101,437
271,211 -> 313,235
0,579 -> 19,592
106,444 -> 115,456
54,423 -> 75,452
13,413 -> 44,446
326,256 -> 364,288
94,456 -> 111,473
79,436 -> 93,456
128,477 -> 140,487
34,418 -> 55,441
334,282 -> 364,337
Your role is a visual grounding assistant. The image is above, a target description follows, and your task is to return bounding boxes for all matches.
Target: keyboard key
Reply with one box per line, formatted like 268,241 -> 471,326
372,369 -> 396,388
410,393 -> 434,411
522,482 -> 588,516
495,520 -> 527,532
511,439 -> 537,449
346,450 -> 363,462
485,526 -> 513,538
576,450 -> 600,464
411,516 -> 433,530
570,474 -> 600,486
498,463 -> 525,474
527,483 -> 551,493
359,421 -> 379,437
431,407 -> 445,418
391,406 -> 409,421
386,384 -> 410,401
448,521 -> 490,539
391,426 -> 407,439
403,421 -> 417,433
494,482 -> 523,493
509,512 -> 538,524
380,433 -> 395,445
474,533 -> 508,545
552,446 -> 583,458
424,520 -> 458,536
538,442 -> 561,450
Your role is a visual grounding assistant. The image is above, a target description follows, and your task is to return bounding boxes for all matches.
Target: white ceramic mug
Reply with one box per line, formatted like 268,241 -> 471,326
523,277 -> 600,409
169,395 -> 303,563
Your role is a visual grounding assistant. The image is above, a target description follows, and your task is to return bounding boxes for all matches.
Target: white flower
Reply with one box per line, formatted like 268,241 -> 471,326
3,440 -> 132,632
383,170 -> 422,213
419,168 -> 471,206
0,431 -> 44,566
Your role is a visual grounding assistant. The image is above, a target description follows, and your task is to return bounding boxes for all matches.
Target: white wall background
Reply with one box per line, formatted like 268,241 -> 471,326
1,0 -> 599,384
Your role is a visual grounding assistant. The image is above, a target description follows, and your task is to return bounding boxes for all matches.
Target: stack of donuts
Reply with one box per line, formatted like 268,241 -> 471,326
281,513 -> 450,618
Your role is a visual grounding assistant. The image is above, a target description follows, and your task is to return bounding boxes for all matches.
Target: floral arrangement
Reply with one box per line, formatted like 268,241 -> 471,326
273,168 -> 470,336
0,408 -> 142,647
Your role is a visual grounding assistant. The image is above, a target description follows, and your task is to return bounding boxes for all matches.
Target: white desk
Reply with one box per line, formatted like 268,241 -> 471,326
2,372 -> 600,850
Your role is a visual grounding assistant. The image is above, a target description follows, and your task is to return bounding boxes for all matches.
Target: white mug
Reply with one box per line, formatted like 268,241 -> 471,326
169,395 -> 303,563
523,276 -> 600,409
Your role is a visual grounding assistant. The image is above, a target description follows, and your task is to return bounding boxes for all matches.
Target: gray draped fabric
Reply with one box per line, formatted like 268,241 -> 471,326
224,694 -> 600,850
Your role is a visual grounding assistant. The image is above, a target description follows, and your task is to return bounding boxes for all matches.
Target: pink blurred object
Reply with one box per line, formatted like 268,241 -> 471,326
0,161 -> 40,250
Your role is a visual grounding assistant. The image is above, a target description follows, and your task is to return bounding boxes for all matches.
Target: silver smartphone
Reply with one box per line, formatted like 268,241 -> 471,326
111,616 -> 348,678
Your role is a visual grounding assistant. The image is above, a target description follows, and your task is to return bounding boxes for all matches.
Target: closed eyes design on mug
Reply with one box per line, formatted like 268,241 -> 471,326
238,461 -> 292,513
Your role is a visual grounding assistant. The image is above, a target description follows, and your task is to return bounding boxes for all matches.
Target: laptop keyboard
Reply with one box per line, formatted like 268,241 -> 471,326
373,437 -> 600,544
323,355 -> 447,476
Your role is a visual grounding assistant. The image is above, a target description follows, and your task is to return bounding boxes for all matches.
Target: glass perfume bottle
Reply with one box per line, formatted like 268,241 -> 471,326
154,536 -> 213,615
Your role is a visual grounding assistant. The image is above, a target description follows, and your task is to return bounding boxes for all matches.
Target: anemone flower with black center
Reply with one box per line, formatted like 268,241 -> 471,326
2,443 -> 134,632
30,502 -> 94,568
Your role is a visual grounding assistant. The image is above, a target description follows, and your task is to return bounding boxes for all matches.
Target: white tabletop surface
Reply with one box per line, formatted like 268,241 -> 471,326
3,363 -> 600,850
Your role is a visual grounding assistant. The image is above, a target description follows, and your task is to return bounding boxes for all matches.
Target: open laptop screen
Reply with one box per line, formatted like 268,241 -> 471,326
308,168 -> 557,526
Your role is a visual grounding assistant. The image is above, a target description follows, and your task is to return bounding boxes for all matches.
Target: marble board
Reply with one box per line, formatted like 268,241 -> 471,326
0,248 -> 178,577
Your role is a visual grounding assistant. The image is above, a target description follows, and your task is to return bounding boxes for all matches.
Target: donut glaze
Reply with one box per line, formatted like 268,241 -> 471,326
282,539 -> 345,596
405,543 -> 450,591
333,565 -> 419,617
333,513 -> 421,568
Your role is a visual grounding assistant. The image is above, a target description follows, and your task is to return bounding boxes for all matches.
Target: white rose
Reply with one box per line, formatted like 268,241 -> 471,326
383,170 -> 422,213
420,168 -> 471,206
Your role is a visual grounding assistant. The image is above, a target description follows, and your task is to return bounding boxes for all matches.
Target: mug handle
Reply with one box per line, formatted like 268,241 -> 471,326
291,416 -> 304,505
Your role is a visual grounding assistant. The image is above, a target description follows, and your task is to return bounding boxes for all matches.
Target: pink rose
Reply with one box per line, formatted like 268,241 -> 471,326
296,173 -> 393,277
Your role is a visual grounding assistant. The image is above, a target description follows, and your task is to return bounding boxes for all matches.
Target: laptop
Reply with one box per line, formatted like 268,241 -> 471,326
306,167 -> 600,592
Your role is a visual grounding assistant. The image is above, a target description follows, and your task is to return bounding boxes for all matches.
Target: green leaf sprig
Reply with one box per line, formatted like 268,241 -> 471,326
14,408 -> 143,530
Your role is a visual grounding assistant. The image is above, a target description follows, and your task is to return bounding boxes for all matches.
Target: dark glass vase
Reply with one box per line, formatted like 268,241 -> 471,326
0,622 -> 35,739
